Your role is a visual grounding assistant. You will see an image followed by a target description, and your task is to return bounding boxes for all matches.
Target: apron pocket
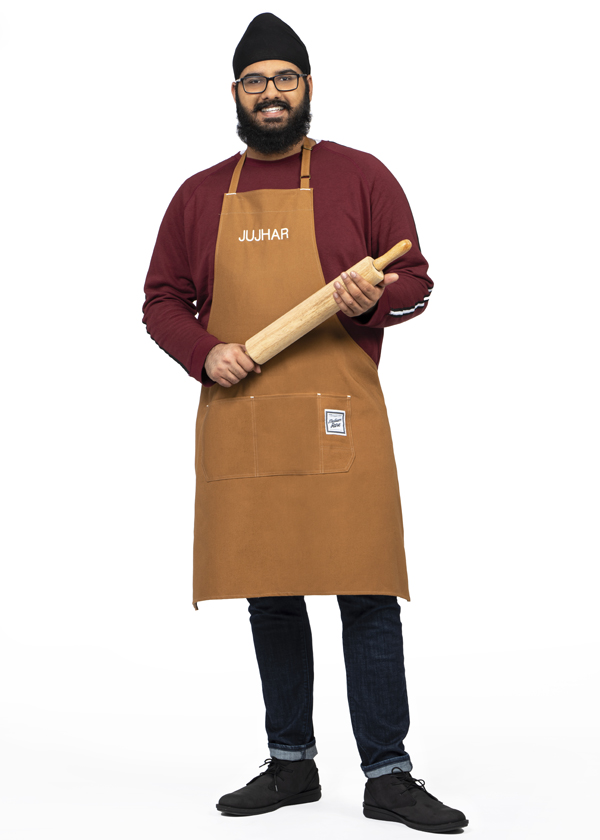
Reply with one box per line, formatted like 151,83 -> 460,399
202,393 -> 355,481
254,394 -> 321,476
201,397 -> 257,481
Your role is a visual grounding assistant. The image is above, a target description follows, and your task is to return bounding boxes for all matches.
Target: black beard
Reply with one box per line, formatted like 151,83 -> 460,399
235,84 -> 312,156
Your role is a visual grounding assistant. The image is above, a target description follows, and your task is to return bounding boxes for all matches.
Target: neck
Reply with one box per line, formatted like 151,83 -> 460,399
245,136 -> 307,161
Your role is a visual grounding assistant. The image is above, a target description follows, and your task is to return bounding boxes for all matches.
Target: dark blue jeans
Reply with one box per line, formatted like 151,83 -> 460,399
247,595 -> 412,778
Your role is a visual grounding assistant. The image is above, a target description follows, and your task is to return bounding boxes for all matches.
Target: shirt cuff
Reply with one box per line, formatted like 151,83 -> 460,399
189,334 -> 225,387
352,292 -> 387,328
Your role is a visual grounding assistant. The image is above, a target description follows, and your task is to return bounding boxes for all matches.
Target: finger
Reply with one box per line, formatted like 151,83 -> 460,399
333,286 -> 365,314
223,350 -> 251,378
218,360 -> 241,380
333,292 -> 352,315
332,288 -> 355,313
334,273 -> 372,310
381,272 -> 399,286
239,348 -> 260,373
215,360 -> 243,385
342,271 -> 377,303
347,271 -> 380,301
222,371 -> 240,386
239,356 -> 260,375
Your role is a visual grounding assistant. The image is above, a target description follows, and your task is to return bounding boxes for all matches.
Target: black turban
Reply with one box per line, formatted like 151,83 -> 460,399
233,13 -> 311,79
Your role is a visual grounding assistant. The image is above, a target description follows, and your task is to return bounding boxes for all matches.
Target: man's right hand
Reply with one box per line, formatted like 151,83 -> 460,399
205,343 -> 261,388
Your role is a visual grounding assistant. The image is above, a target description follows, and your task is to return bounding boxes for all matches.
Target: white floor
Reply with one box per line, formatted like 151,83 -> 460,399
2,713 -> 597,839
3,589 -> 599,840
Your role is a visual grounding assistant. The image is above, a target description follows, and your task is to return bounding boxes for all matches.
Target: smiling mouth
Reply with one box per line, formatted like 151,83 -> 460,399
255,103 -> 289,116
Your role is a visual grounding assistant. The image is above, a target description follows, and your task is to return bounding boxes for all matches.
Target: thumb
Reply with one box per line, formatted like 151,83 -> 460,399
382,272 -> 399,286
243,345 -> 261,373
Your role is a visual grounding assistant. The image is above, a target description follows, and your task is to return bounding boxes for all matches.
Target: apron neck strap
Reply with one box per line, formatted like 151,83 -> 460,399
227,138 -> 316,195
300,138 -> 315,189
227,152 -> 247,194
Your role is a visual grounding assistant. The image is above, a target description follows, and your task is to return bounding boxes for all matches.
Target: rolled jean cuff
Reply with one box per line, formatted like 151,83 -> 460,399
268,738 -> 318,761
362,754 -> 413,778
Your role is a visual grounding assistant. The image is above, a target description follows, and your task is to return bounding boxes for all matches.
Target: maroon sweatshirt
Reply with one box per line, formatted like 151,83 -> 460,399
142,140 -> 433,387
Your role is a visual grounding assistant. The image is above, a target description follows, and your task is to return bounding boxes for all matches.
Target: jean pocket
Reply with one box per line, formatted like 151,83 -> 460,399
201,393 -> 355,481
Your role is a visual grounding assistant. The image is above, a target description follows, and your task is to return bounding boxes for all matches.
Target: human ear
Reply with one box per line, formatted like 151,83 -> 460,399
306,75 -> 313,101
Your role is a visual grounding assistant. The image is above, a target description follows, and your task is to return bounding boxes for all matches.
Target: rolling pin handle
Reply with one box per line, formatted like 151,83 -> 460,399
372,239 -> 412,272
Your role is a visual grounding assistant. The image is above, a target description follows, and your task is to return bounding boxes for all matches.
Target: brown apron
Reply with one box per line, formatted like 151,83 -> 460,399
192,139 -> 410,607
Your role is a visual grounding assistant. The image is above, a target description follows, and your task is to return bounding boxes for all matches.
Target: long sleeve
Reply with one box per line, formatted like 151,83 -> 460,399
142,185 -> 223,387
142,144 -> 432,383
353,160 -> 433,329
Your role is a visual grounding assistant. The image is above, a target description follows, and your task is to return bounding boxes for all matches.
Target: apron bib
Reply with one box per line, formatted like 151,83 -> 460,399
192,140 -> 409,606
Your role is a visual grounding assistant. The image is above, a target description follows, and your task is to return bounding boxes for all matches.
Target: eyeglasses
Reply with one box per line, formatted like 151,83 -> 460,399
234,73 -> 308,94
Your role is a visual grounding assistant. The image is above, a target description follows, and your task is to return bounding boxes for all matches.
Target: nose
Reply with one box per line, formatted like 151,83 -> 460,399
262,77 -> 279,97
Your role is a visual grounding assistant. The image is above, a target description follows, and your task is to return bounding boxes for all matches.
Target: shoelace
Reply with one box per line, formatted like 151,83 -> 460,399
389,768 -> 430,794
246,757 -> 295,792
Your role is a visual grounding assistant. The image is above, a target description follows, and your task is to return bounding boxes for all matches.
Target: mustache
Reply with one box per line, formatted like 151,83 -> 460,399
236,83 -> 312,156
253,99 -> 291,114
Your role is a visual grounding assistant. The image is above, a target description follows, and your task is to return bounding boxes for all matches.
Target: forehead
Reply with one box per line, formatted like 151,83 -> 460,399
239,59 -> 303,77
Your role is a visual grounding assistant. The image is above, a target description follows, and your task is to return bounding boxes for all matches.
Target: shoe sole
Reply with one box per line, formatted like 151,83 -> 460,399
217,786 -> 322,816
364,803 -> 469,833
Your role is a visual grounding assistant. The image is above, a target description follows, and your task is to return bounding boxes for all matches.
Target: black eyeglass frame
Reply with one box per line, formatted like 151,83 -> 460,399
234,73 -> 308,94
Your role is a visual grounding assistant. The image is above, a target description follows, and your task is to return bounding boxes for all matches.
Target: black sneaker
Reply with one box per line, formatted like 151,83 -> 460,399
363,768 -> 468,833
216,756 -> 322,816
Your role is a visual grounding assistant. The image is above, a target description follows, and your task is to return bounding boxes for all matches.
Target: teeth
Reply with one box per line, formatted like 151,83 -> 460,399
262,107 -> 283,112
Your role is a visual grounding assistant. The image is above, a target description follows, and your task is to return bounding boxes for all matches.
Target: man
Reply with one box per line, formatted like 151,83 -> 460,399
142,12 -> 468,833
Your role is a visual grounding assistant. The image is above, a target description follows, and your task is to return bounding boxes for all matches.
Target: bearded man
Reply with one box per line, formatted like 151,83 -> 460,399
142,12 -> 468,833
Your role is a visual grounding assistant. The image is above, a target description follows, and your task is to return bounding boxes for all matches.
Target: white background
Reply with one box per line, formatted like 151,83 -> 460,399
1,1 -> 598,837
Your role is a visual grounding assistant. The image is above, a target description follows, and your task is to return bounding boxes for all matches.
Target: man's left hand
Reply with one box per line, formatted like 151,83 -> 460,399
333,271 -> 399,317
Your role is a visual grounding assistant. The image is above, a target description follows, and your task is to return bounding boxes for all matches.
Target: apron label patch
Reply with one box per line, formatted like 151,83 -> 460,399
239,228 -> 289,242
325,409 -> 346,436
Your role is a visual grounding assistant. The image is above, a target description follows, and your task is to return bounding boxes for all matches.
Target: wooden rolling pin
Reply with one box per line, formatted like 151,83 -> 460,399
245,239 -> 412,364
